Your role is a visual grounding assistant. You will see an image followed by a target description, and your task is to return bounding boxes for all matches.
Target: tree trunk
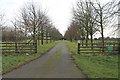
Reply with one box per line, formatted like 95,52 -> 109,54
90,26 -> 93,50
46,32 -> 48,44
33,26 -> 37,53
100,11 -> 104,53
101,26 -> 104,52
41,32 -> 43,45
38,27 -> 41,45
86,31 -> 89,47
90,34 -> 93,49
81,30 -> 84,46
41,25 -> 44,45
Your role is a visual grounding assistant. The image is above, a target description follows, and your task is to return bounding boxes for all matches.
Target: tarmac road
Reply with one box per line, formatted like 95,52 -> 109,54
3,41 -> 86,78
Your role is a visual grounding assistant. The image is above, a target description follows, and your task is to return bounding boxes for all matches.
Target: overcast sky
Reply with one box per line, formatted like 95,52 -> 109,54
0,0 -> 117,37
0,0 -> 78,35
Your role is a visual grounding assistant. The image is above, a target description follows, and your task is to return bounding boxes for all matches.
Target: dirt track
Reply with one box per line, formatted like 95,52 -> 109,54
3,41 -> 86,78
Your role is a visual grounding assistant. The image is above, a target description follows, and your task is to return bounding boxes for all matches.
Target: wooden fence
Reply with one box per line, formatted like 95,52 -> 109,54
0,42 -> 37,55
78,42 -> 120,55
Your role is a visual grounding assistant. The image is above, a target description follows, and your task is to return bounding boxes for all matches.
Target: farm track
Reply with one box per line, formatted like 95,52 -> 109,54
3,41 -> 86,78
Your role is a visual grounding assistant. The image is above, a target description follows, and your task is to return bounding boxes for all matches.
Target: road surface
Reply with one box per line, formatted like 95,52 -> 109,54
3,41 -> 86,78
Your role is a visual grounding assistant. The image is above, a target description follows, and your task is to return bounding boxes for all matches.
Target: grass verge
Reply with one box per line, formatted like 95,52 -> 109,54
2,40 -> 61,74
65,40 -> 119,78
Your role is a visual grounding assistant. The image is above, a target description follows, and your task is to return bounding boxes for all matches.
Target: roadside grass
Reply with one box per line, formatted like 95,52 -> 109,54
2,40 -> 61,74
0,56 -> 2,74
65,40 -> 119,78
73,54 -> 118,78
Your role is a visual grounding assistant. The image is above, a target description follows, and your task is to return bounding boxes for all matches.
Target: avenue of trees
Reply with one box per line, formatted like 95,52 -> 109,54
64,0 -> 119,51
0,2 -> 62,44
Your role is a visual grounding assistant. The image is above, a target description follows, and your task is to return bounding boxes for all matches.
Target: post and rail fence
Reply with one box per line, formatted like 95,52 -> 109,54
0,42 -> 37,55
0,35 -> 52,55
77,40 -> 120,55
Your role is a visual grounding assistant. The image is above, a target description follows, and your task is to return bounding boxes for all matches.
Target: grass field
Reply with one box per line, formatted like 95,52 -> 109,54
2,40 -> 61,74
65,40 -> 119,78
0,56 -> 1,74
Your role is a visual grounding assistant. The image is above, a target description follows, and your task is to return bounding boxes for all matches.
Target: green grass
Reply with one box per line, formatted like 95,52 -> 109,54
0,56 -> 2,74
2,40 -> 61,73
65,40 -> 119,78
73,54 -> 118,78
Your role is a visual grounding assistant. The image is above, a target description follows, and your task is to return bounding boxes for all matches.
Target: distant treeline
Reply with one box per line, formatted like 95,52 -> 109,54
0,2 -> 63,43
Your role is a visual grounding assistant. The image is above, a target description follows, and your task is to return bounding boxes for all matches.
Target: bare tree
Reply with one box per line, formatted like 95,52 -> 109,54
0,12 -> 7,42
65,0 -> 118,53
0,13 -> 5,28
17,3 -> 46,44
49,27 -> 62,41
90,0 -> 118,52
16,2 -> 62,46
73,0 -> 97,46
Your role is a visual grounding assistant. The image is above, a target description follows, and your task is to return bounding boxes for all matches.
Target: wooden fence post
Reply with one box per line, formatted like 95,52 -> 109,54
35,41 -> 37,53
15,42 -> 17,53
78,40 -> 81,54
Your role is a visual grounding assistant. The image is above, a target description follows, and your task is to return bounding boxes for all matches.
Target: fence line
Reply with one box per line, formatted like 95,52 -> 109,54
0,42 -> 37,55
78,41 -> 119,55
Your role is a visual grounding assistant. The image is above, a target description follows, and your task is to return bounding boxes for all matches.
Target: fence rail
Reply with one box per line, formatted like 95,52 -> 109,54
78,41 -> 120,55
0,42 -> 37,55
